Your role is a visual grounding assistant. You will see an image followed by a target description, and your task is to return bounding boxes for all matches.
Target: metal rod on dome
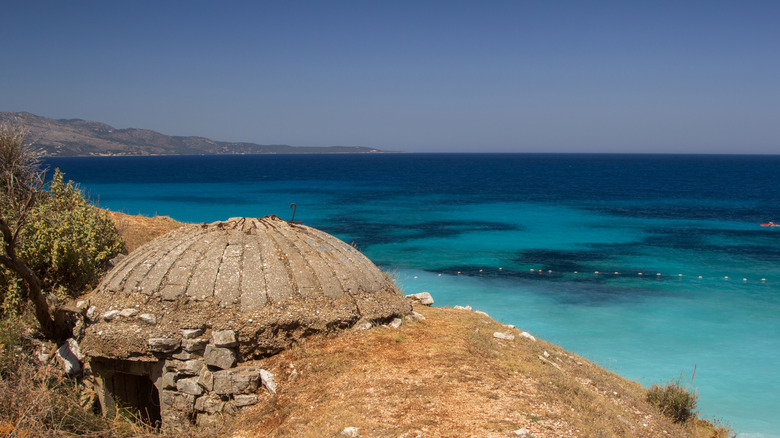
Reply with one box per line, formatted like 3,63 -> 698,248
289,203 -> 303,224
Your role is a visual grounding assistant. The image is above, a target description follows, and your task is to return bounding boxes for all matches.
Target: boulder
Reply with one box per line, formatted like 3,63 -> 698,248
259,369 -> 277,394
148,338 -> 181,353
181,328 -> 204,339
204,345 -> 236,370
493,332 -> 515,341
177,377 -> 203,396
212,329 -> 238,347
520,332 -> 536,342
405,292 -> 434,306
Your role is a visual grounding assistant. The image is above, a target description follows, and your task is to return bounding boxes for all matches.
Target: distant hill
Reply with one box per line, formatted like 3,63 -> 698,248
0,112 -> 386,157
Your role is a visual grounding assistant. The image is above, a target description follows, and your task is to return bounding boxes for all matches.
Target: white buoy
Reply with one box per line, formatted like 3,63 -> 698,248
595,271 -> 599,274
698,276 -> 703,279
614,272 -> 619,275
414,276 -> 418,279
479,269 -> 483,272
724,276 -> 729,279
438,274 -> 442,276
638,272 -> 643,275
678,274 -> 683,277
762,278 -> 766,281
743,278 -> 747,281
656,273 -> 661,276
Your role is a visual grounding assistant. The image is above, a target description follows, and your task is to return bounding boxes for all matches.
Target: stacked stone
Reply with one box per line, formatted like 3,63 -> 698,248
148,329 -> 275,426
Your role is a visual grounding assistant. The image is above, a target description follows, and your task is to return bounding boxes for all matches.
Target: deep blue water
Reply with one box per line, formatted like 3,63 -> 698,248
45,154 -> 780,437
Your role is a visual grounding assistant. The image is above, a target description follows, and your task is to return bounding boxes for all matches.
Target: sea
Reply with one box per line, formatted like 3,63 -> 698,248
43,153 -> 780,437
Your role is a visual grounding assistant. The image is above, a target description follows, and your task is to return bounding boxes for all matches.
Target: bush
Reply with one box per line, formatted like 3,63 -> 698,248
647,376 -> 698,423
1,169 -> 123,315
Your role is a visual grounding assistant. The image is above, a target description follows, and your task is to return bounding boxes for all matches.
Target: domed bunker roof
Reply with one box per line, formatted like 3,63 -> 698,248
80,216 -> 411,360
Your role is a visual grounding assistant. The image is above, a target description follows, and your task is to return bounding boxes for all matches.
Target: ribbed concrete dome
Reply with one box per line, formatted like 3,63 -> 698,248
82,216 -> 410,359
100,215 -> 392,310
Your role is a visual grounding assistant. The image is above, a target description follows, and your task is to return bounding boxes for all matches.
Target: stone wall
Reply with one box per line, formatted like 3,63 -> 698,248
91,328 -> 276,427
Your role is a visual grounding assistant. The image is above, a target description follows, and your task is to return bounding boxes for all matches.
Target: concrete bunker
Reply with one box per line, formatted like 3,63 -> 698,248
79,216 -> 411,426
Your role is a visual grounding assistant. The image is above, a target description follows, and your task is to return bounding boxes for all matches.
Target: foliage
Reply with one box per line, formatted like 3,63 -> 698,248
1,170 -> 123,315
647,375 -> 699,423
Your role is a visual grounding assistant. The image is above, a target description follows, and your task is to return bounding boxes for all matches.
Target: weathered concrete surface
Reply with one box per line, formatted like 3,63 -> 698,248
80,216 -> 411,360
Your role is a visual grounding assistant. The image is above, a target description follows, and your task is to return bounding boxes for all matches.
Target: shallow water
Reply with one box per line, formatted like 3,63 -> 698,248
46,154 -> 780,436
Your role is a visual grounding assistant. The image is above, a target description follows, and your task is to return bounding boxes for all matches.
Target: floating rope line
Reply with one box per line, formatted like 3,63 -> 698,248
408,267 -> 773,284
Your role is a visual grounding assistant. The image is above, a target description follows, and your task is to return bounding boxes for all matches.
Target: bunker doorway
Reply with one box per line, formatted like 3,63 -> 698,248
105,372 -> 161,427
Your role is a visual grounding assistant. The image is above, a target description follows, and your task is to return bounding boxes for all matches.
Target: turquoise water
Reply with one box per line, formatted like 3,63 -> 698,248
46,154 -> 780,436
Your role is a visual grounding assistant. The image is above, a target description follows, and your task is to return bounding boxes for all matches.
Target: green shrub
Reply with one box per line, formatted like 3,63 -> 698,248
647,376 -> 698,423
1,169 -> 123,315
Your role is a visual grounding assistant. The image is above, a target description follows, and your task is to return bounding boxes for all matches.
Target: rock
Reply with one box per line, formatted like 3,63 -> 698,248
177,377 -> 203,396
405,311 -> 426,322
204,345 -> 236,370
171,351 -> 194,360
162,372 -> 177,389
195,394 -> 225,413
102,310 -> 120,321
504,324 -> 515,329
453,305 -> 472,311
181,359 -> 205,375
56,339 -> 82,376
341,426 -> 360,437
196,412 -> 219,427
513,428 -> 533,437
198,367 -> 214,391
181,328 -> 204,339
231,366 -> 262,394
148,338 -> 181,353
212,329 -> 238,347
212,370 -> 233,395
405,292 -> 434,306
161,390 -> 195,413
138,313 -> 157,325
352,320 -> 373,331
475,310 -> 490,317
119,308 -> 138,318
388,318 -> 403,329
76,300 -> 88,309
493,332 -> 515,341
232,394 -> 258,407
259,369 -> 277,394
184,338 -> 209,352
86,306 -> 97,321
543,351 -> 550,358
520,332 -> 536,342
37,341 -> 55,364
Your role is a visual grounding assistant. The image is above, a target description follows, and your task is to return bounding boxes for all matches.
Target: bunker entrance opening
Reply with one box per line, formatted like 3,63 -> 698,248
105,372 -> 161,427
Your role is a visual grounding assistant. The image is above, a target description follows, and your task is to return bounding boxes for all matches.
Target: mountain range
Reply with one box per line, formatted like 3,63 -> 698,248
0,112 -> 385,157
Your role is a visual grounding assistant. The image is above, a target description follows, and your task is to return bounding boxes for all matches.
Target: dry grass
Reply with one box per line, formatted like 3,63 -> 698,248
105,210 -> 185,253
229,306 -> 732,438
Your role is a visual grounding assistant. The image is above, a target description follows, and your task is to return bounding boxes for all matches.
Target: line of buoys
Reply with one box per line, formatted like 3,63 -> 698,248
410,267 -> 773,284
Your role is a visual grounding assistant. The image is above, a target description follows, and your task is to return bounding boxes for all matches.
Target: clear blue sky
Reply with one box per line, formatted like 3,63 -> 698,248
2,1 -> 779,153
